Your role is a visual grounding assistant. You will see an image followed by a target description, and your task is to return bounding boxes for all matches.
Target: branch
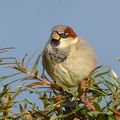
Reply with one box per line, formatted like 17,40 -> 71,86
13,67 -> 52,85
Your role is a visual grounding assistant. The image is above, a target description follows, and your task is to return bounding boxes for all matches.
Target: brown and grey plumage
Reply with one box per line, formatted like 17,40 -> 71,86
42,25 -> 96,87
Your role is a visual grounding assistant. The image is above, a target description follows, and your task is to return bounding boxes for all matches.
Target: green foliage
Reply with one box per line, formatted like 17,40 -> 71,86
0,48 -> 120,120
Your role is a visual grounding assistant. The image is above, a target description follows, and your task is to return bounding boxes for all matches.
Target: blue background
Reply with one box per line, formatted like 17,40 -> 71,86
0,0 -> 120,109
0,0 -> 120,68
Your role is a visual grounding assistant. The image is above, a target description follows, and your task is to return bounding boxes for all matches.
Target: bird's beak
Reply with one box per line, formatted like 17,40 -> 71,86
51,31 -> 61,41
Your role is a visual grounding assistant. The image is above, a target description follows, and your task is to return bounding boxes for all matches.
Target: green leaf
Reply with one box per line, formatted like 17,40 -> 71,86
0,62 -> 17,65
0,57 -> 15,61
0,47 -> 14,51
90,65 -> 103,75
81,109 -> 88,115
0,47 -> 14,53
95,69 -> 110,78
25,49 -> 39,69
89,86 -> 109,96
108,115 -> 115,120
19,104 -> 24,113
103,80 -> 116,93
93,102 -> 101,111
97,77 -> 116,94
0,88 -> 8,98
98,96 -> 102,103
21,54 -> 27,68
109,72 -> 120,87
31,52 -> 43,73
11,87 -> 24,101
0,73 -> 21,82
97,113 -> 109,120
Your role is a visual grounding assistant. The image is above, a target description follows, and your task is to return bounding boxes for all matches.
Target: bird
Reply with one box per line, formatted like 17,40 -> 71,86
42,25 -> 96,87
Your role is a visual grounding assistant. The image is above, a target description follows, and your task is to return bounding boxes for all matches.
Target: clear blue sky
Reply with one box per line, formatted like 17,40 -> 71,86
0,0 -> 120,70
0,0 -> 120,109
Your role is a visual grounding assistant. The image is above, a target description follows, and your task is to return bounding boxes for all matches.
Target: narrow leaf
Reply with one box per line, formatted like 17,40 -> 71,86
0,47 -> 14,53
93,102 -> 101,111
31,52 -> 43,73
22,54 -> 27,68
0,47 -> 14,51
95,70 -> 110,78
111,69 -> 118,80
26,49 -> 39,69
26,82 -> 44,88
0,73 -> 21,82
98,96 -> 102,103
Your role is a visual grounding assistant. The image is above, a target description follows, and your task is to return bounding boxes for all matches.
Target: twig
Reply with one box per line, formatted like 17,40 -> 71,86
113,95 -> 119,120
14,67 -> 52,85
25,71 -> 52,85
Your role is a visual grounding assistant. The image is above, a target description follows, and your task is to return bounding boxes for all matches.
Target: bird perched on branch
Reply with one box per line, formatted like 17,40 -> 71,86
42,25 -> 96,87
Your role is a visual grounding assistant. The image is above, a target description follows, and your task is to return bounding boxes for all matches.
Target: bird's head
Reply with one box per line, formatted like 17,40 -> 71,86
49,25 -> 79,48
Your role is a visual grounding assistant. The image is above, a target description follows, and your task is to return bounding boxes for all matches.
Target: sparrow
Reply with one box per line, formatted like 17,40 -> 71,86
42,25 -> 96,87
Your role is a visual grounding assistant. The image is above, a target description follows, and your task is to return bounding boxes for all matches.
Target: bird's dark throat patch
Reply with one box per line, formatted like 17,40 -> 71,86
50,38 -> 60,47
49,47 -> 69,63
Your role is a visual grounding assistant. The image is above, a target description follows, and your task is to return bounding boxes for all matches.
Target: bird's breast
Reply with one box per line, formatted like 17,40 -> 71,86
48,47 -> 69,63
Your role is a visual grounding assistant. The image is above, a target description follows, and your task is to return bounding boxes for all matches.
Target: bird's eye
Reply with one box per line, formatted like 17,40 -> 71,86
59,32 -> 69,38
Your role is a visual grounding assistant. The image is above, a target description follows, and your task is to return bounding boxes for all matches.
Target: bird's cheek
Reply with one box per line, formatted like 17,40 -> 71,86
60,39 -> 72,47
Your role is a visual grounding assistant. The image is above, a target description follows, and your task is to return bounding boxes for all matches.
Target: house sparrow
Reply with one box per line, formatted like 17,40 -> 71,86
42,25 -> 96,87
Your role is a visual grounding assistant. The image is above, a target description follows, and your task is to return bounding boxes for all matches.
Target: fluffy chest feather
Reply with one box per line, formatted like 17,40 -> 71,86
48,47 -> 69,63
42,39 -> 96,87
